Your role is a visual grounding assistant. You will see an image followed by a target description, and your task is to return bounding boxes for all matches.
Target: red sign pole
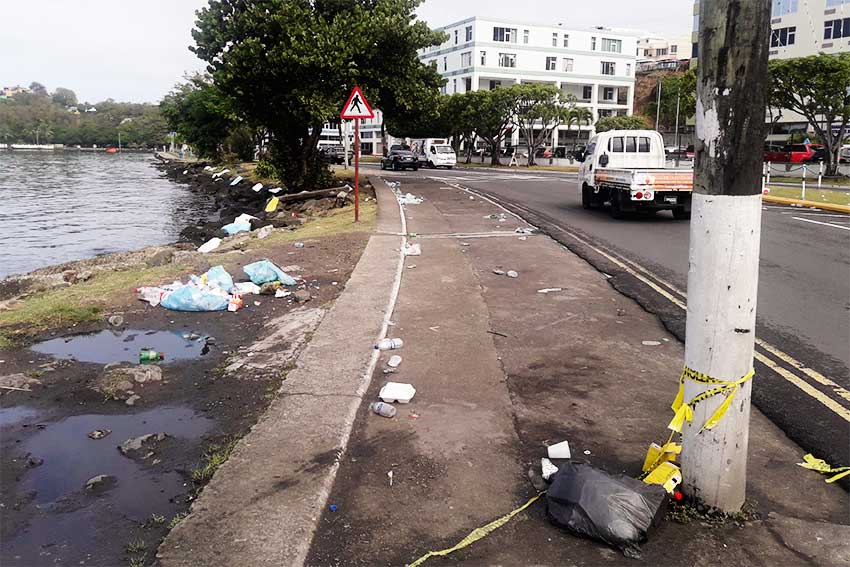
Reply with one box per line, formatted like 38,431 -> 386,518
354,118 -> 360,223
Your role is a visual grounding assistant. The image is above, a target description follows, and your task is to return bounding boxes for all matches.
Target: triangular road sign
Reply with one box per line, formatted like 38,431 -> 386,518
340,86 -> 375,119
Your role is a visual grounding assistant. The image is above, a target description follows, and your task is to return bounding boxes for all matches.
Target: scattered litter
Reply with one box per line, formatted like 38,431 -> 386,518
583,449 -> 591,455
407,264 -> 417,269
252,182 -> 263,192
182,332 -> 200,340
547,440 -> 571,459
182,170 -> 188,175
387,355 -> 402,368
370,401 -> 397,418
265,196 -> 280,212
797,453 -> 850,483
198,237 -> 222,253
538,288 -> 562,294
601,272 -> 613,279
253,301 -> 261,306
388,470 -> 394,486
428,326 -> 440,332
383,368 -> 398,374
158,265 -> 236,312
269,187 -> 283,194
221,221 -> 251,236
212,168 -> 230,178
409,232 -> 418,238
642,461 -> 682,494
402,243 -> 422,256
541,458 -> 559,480
546,462 -> 667,557
641,341 -> 662,346
294,242 -> 305,248
375,338 -> 403,350
139,348 -> 165,363
329,504 -> 337,512
487,330 -> 508,338
492,269 -> 505,275
469,196 -> 474,200
229,175 -> 243,186
515,227 -> 534,234
274,289 -> 292,298
255,225 -> 274,239
88,429 -> 111,440
243,259 -> 297,286
460,242 -> 470,247
506,270 -> 519,278
228,295 -> 244,312
397,193 -> 423,205
108,315 -> 124,326
518,236 -> 527,241
661,338 -> 669,342
203,165 -> 213,171
379,382 -> 416,404
234,213 -> 258,224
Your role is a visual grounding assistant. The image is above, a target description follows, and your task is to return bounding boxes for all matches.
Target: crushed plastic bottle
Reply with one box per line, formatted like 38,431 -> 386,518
375,338 -> 404,350
139,349 -> 165,363
370,401 -> 397,418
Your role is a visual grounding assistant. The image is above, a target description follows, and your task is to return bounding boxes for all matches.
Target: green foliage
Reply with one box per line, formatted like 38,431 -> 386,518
512,84 -> 573,165
254,159 -> 280,180
192,440 -> 237,485
594,114 -> 651,132
648,69 -> 696,130
51,87 -> 78,107
769,53 -> 850,175
191,0 -> 445,189
565,106 -> 594,150
468,86 -> 525,165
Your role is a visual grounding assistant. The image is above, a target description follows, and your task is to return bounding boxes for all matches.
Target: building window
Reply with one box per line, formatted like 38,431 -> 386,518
563,34 -> 569,48
480,50 -> 486,65
499,53 -> 516,68
591,36 -> 597,50
824,18 -> 850,40
443,56 -> 447,71
493,27 -> 517,42
489,80 -> 502,90
461,51 -> 472,67
626,63 -> 631,76
772,0 -> 799,17
454,30 -> 458,44
657,47 -> 668,56
691,43 -> 698,58
552,33 -> 558,47
644,48 -> 650,56
465,25 -> 472,42
601,38 -> 622,53
603,87 -> 615,101
523,29 -> 529,44
453,78 -> 457,92
546,56 -> 557,71
562,58 -> 574,72
583,85 -> 592,100
771,26 -> 796,47
464,77 -> 472,91
826,0 -> 849,6
601,61 -> 616,75
670,44 -> 678,53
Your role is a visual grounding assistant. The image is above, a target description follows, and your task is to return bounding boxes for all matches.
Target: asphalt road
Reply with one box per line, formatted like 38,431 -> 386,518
366,163 -> 850,471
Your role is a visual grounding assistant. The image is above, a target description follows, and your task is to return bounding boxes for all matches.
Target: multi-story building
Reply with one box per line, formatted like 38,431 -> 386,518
2,85 -> 30,98
636,34 -> 691,71
317,111 -> 385,156
418,17 -> 638,149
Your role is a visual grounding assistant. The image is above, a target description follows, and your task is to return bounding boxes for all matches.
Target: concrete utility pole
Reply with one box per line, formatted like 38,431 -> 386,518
681,0 -> 770,512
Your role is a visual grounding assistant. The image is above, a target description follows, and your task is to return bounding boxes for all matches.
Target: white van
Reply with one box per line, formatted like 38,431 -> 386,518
411,139 -> 456,169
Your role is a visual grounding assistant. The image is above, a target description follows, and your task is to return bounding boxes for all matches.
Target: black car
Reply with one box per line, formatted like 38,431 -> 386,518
380,149 -> 418,171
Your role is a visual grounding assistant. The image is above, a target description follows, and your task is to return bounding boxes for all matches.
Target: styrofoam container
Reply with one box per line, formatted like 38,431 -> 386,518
547,440 -> 571,459
379,382 -> 416,404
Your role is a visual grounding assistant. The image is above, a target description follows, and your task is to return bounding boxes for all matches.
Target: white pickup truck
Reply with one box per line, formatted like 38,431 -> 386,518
577,129 -> 694,219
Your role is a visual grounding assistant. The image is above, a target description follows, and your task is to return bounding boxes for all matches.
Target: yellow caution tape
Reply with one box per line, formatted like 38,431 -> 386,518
669,366 -> 754,433
797,453 -> 850,483
407,492 -> 544,567
642,461 -> 682,494
641,436 -> 681,473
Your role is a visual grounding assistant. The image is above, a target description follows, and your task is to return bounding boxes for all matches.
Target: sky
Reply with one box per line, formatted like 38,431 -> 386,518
0,0 -> 692,105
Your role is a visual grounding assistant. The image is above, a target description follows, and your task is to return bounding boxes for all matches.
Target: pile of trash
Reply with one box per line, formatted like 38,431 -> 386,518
136,260 -> 297,312
369,337 -> 416,419
386,180 -> 423,206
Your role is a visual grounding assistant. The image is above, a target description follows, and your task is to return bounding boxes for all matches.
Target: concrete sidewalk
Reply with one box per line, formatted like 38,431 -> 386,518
306,177 -> 848,566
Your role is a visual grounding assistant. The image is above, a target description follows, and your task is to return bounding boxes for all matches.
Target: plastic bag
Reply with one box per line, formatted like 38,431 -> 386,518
159,285 -> 230,311
243,259 -> 297,286
546,462 -> 667,556
203,265 -> 235,293
221,222 -> 251,236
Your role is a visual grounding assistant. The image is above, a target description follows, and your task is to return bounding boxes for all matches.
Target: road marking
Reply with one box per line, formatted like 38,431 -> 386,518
418,231 -> 537,239
457,184 -> 850,422
778,211 -> 849,218
792,217 -> 850,231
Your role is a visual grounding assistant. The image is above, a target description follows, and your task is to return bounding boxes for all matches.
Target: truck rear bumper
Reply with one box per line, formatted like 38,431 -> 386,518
623,192 -> 692,212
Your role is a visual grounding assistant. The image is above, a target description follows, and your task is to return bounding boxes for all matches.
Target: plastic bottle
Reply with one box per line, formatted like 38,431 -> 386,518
227,294 -> 244,312
136,287 -> 165,306
369,401 -> 396,418
375,338 -> 403,350
139,349 -> 165,363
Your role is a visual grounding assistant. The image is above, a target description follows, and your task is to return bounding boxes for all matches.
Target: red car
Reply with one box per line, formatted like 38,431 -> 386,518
763,143 -> 823,163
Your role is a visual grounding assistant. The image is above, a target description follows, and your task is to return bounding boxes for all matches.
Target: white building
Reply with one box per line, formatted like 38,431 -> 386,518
317,111 -> 385,156
636,34 -> 691,71
418,17 -> 638,149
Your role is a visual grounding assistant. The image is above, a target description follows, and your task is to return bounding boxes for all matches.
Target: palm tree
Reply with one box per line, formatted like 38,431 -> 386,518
567,107 -> 594,153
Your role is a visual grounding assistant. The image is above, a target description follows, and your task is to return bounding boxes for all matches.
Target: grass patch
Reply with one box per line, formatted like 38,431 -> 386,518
330,165 -> 370,186
771,175 -> 850,187
766,186 -> 850,206
127,555 -> 147,567
248,200 -> 376,251
167,512 -> 188,530
0,263 -> 189,344
126,539 -> 146,554
192,440 -> 237,486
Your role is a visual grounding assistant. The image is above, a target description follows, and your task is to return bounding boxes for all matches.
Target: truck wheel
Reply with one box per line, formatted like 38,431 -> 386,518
609,192 -> 625,220
581,184 -> 593,209
673,208 -> 691,220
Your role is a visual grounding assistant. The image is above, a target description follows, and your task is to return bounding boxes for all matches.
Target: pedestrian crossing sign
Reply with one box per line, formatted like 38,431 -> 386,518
340,86 -> 374,119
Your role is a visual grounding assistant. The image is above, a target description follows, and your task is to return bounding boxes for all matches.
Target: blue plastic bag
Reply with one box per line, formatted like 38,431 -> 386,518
221,222 -> 251,236
160,285 -> 230,311
243,259 -> 297,286
203,265 -> 234,293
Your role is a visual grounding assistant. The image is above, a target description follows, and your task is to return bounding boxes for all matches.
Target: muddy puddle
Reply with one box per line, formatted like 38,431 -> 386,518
31,329 -> 211,364
1,406 -> 213,564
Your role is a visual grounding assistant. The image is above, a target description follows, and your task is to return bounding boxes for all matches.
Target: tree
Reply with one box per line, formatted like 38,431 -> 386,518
512,84 -> 572,165
594,114 -> 650,132
28,82 -> 48,96
769,53 -> 850,176
444,92 -> 482,164
191,0 -> 445,190
566,106 -> 594,152
649,69 -> 696,131
469,86 -> 523,166
52,87 -> 78,107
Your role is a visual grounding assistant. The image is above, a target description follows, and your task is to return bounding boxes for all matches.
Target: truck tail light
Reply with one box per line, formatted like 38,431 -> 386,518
644,191 -> 653,200
635,191 -> 643,200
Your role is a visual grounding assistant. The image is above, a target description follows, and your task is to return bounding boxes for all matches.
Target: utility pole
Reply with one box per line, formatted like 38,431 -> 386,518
680,0 -> 770,512
655,78 -> 662,131
674,91 -> 681,167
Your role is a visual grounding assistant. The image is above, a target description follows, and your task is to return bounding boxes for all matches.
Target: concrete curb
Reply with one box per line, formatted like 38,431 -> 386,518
763,194 -> 850,213
157,179 -> 405,566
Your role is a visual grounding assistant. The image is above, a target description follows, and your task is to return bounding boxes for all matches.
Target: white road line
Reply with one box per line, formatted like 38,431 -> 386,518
779,212 -> 850,218
792,217 -> 850,231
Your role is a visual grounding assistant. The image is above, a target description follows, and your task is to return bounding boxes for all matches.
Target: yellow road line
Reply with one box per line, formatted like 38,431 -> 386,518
755,339 -> 850,403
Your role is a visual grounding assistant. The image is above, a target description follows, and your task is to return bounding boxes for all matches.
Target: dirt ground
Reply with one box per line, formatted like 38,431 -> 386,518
0,163 -> 373,566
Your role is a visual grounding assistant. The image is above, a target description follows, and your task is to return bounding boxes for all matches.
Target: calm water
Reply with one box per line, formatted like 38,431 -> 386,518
0,151 -> 216,278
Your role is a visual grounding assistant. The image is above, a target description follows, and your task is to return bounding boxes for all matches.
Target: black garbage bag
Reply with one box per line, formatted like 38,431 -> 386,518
546,462 -> 668,556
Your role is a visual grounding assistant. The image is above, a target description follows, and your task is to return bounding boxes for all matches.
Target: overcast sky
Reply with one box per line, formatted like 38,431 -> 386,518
0,0 -> 692,104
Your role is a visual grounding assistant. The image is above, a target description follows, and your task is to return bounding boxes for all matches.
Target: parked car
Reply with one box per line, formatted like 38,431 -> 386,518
803,147 -> 827,163
666,145 -> 694,160
411,138 -> 456,168
763,142 -> 823,163
839,145 -> 850,164
318,145 -> 350,165
380,148 -> 419,171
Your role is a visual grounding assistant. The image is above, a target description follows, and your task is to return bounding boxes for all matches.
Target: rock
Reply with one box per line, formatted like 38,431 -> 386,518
0,373 -> 41,393
115,380 -> 135,392
107,315 -> 124,327
27,456 -> 44,468
125,394 -> 141,406
492,269 -> 505,276
62,270 -> 92,284
146,250 -> 174,267
119,433 -> 168,459
293,289 -> 312,303
85,474 -> 116,492
506,270 -> 519,278
92,365 -> 162,400
88,429 -> 112,440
